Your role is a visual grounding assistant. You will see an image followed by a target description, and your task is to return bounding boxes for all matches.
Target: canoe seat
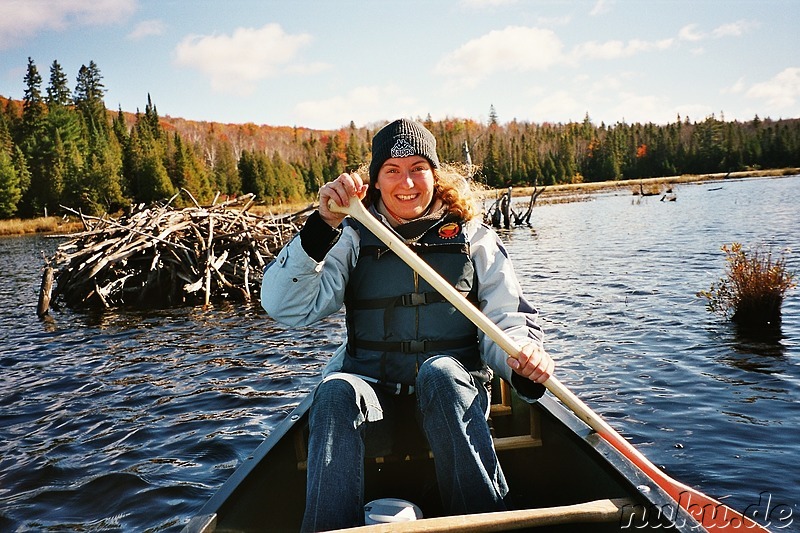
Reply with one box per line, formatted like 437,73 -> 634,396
490,378 -> 543,451
490,377 -> 514,418
294,379 -> 541,470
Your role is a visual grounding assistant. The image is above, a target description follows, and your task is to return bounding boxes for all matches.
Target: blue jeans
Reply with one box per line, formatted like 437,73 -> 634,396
301,355 -> 508,532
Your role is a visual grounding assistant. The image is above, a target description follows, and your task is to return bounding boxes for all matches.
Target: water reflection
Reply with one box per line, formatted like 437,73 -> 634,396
722,323 -> 789,376
732,323 -> 787,354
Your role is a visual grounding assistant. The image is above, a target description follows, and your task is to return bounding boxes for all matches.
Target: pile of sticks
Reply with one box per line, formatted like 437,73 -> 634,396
39,190 -> 312,314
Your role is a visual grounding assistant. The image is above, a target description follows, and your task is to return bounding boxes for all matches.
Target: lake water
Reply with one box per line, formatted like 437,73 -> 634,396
1,175 -> 798,531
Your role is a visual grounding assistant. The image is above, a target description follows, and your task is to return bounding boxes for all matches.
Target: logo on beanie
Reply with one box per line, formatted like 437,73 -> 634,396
438,222 -> 461,239
390,138 -> 416,158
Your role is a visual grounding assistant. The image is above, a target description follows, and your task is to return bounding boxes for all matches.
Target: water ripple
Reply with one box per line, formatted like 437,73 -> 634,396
2,177 -> 799,530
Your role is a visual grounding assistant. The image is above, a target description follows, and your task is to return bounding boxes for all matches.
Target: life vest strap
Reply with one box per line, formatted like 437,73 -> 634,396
352,336 -> 477,354
348,291 -> 450,309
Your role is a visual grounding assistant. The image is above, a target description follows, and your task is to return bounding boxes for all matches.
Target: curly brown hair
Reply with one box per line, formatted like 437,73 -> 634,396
360,162 -> 483,222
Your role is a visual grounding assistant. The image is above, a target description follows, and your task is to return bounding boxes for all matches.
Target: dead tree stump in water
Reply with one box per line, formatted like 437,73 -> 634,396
486,185 -> 546,228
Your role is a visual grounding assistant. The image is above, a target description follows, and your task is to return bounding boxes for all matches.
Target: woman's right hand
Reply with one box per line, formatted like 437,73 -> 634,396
318,172 -> 368,228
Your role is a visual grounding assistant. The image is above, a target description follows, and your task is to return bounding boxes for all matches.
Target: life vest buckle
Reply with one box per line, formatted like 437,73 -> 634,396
401,292 -> 428,306
400,340 -> 427,353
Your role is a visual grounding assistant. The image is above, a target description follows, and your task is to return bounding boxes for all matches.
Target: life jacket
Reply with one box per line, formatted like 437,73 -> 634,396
341,212 -> 482,389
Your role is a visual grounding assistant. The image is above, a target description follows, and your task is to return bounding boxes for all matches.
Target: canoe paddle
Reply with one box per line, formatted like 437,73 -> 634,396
329,194 -> 770,532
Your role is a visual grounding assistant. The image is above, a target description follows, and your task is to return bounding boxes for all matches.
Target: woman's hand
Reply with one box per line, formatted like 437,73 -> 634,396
508,343 -> 554,383
318,172 -> 368,228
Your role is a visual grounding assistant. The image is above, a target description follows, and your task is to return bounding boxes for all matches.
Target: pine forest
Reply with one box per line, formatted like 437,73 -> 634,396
1,58 -> 799,220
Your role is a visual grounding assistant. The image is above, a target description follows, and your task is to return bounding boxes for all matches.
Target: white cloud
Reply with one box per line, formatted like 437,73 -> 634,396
127,19 -> 165,40
589,0 -> 614,16
678,24 -> 704,42
294,85 -> 419,128
286,62 -> 331,76
679,20 -> 756,43
746,67 -> 800,108
436,26 -> 564,86
722,77 -> 747,95
572,38 -> 673,60
174,24 -> 318,96
711,20 -> 757,38
536,15 -> 571,26
436,24 -> 675,90
461,0 -> 517,7
0,0 -> 136,49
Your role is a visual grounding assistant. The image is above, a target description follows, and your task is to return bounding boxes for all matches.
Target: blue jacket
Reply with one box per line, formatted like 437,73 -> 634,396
261,207 -> 546,401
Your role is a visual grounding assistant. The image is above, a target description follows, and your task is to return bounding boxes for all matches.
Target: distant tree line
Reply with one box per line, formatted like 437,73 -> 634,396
1,59 -> 799,219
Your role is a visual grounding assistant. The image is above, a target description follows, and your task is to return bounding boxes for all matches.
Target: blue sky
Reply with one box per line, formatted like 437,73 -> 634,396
1,0 -> 798,130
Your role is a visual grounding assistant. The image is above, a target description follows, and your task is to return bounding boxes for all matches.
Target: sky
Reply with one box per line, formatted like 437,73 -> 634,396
1,0 -> 798,131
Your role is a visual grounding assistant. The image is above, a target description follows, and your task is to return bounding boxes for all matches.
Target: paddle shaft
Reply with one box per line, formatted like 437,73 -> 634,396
329,196 -> 768,532
332,498 -> 637,533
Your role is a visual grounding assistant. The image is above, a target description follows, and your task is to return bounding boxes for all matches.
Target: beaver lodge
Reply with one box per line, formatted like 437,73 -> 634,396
38,190 -> 311,315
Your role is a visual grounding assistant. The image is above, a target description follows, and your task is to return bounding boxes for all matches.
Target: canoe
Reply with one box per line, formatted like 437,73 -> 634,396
182,379 -> 705,532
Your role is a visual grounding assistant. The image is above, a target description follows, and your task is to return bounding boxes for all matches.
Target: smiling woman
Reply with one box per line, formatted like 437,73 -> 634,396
262,118 -> 554,531
372,156 -> 435,221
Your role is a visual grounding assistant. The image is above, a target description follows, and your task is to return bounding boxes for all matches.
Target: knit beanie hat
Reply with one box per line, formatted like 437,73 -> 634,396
369,119 -> 440,182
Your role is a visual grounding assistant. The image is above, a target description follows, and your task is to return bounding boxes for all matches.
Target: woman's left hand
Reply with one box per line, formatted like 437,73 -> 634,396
507,343 -> 554,383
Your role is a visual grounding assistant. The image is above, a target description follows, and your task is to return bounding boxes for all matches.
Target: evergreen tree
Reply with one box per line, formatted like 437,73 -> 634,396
126,124 -> 175,203
211,139 -> 240,195
325,131 -> 347,182
0,113 -> 13,155
143,93 -> 161,139
19,58 -> 49,215
0,149 -> 22,218
46,60 -> 72,109
481,133 -> 502,187
238,150 -> 258,197
74,60 -> 107,137
5,56 -> 800,217
168,132 -> 212,204
12,146 -> 31,195
80,133 -> 126,214
302,136 -> 325,194
488,105 -> 499,127
541,154 -> 557,186
21,58 -> 46,141
691,115 -> 725,173
345,127 -> 364,170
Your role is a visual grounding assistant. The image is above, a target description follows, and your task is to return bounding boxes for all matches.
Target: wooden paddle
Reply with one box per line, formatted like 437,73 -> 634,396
329,195 -> 770,532
334,498 -> 638,532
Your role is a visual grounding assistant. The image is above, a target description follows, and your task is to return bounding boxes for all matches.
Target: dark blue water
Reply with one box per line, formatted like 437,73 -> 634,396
1,176 -> 798,531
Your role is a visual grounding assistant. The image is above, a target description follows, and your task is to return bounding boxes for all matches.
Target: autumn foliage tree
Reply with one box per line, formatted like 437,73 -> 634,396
1,58 -> 800,219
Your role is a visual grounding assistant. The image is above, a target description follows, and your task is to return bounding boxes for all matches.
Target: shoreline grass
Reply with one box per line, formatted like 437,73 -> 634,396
502,167 -> 800,205
0,216 -> 84,237
2,168 -> 798,237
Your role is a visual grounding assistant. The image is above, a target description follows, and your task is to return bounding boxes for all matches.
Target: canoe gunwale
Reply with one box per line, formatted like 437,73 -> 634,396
536,394 -> 704,531
183,390 -> 705,532
184,393 -> 315,532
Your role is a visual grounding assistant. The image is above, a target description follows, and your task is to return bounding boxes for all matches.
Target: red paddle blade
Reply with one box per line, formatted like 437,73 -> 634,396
601,429 -> 772,532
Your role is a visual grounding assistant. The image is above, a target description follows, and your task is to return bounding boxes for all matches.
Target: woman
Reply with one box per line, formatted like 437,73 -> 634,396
261,118 -> 554,532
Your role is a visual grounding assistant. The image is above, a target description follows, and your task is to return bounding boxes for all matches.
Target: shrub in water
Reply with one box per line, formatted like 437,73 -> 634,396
698,243 -> 796,327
